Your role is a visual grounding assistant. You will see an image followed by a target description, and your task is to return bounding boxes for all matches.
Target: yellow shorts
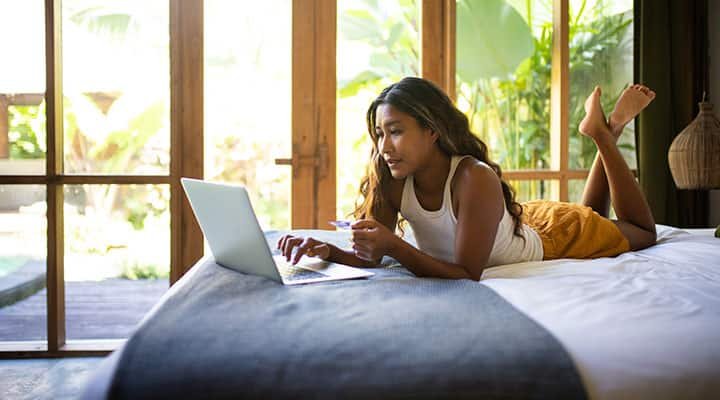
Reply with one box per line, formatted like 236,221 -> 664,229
521,200 -> 631,260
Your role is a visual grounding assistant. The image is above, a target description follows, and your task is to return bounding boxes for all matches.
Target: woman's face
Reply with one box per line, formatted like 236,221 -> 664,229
375,103 -> 437,179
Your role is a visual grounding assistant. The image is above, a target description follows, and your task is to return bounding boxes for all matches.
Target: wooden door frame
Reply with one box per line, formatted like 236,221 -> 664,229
550,0 -> 570,201
421,0 -> 456,100
290,0 -> 336,229
169,0 -> 204,284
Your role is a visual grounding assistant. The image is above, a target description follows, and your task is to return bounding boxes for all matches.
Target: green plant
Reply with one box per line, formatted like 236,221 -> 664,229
8,104 -> 45,159
338,0 -> 419,98
336,0 -> 419,218
61,93 -> 169,234
120,260 -> 168,280
454,0 -> 633,200
456,0 -> 549,177
567,1 -> 634,169
56,2 -> 171,233
3,5 -> 174,266
458,0 -> 633,165
339,0 -> 634,202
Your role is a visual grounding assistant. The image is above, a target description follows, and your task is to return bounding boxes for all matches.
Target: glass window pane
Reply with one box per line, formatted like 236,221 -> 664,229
62,1 -> 170,175
509,179 -> 554,203
568,178 -> 585,204
569,0 -> 635,170
0,185 -> 47,342
337,0 -> 419,219
0,1 -> 46,175
456,0 -> 553,171
569,179 -> 617,218
64,184 -> 168,340
204,0 -> 291,229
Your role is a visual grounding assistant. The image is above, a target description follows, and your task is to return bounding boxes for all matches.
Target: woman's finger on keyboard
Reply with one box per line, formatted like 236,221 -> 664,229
292,237 -> 322,264
276,234 -> 291,250
292,238 -> 312,264
283,236 -> 302,261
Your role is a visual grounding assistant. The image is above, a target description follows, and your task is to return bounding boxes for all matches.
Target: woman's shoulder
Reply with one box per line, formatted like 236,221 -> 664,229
453,156 -> 499,185
451,156 -> 504,206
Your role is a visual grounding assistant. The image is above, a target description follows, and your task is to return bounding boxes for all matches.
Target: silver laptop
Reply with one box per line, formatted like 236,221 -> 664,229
180,178 -> 374,285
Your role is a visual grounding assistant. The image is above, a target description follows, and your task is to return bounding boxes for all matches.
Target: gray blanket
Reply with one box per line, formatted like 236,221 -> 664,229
108,230 -> 586,399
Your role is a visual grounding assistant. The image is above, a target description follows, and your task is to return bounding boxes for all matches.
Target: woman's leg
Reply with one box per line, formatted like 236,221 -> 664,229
578,86 -> 656,250
580,85 -> 656,217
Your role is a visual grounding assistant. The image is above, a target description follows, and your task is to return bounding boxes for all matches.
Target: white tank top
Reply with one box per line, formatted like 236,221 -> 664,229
399,155 -> 543,267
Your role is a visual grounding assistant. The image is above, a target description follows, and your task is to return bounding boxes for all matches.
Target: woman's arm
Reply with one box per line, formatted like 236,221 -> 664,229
350,219 -> 482,280
452,160 -> 505,280
278,181 -> 401,268
350,220 -> 475,278
333,188 -> 400,267
386,238 -> 474,279
324,243 -> 382,268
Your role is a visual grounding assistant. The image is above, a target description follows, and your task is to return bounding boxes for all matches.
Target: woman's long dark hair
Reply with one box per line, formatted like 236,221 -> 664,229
352,76 -> 525,240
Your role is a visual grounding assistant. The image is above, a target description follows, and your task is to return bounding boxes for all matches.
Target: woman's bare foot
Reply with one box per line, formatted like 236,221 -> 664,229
579,86 -> 613,141
607,84 -> 656,135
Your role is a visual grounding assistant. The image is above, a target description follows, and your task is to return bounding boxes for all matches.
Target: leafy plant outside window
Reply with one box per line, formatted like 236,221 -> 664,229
339,0 -> 634,204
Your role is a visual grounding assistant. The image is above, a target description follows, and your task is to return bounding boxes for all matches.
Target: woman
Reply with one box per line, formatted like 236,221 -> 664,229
277,77 -> 657,281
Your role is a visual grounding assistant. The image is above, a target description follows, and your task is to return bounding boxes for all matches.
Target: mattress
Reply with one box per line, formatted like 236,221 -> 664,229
479,225 -> 720,399
82,225 -> 720,399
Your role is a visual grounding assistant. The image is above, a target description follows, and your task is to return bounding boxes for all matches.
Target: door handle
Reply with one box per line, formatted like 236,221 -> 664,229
274,143 -> 328,179
273,158 -> 293,165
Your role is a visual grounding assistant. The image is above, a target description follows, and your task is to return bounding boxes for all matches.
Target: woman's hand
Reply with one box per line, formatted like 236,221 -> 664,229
350,219 -> 398,264
276,234 -> 330,265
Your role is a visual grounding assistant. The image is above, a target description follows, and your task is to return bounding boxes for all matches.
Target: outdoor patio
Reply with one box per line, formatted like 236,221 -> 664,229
0,278 -> 167,341
0,202 -> 171,342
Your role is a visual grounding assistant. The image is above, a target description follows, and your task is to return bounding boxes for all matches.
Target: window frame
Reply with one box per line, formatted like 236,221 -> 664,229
424,0 -> 604,201
0,0 -> 203,357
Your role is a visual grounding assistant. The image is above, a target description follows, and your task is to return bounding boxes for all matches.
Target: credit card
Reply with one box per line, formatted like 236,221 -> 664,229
329,220 -> 352,229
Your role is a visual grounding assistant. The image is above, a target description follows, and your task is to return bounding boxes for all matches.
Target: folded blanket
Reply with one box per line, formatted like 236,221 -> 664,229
108,230 -> 586,400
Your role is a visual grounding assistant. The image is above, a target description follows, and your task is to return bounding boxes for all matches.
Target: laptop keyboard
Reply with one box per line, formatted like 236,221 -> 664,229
276,259 -> 327,281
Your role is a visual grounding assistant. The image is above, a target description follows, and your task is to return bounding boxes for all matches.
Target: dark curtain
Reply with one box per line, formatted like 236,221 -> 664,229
634,0 -> 709,227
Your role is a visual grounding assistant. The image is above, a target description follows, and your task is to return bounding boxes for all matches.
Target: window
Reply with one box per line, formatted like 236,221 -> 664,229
455,0 -> 634,202
336,0 -> 419,219
204,0 -> 292,229
568,0 -> 635,174
0,1 -> 48,343
0,0 -> 181,355
456,0 -> 554,201
61,0 -> 171,341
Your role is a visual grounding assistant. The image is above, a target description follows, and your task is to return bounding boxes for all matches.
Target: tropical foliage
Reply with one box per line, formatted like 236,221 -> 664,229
203,0 -> 292,229
338,0 -> 419,97
336,0 -> 419,218
8,105 -> 45,159
338,0 -> 633,203
5,3 -> 170,278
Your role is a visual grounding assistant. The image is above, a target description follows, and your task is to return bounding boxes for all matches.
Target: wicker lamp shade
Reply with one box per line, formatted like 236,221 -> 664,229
668,102 -> 720,189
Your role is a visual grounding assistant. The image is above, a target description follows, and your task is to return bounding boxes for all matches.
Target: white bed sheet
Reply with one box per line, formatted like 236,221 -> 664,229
480,225 -> 720,400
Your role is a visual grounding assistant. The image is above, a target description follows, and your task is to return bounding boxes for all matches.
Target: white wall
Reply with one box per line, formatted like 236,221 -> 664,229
710,0 -> 720,227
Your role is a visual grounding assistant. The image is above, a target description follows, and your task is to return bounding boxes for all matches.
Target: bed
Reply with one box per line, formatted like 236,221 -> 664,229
82,224 -> 720,399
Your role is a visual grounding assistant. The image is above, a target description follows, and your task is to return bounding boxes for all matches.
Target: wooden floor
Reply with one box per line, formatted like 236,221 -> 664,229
0,279 -> 168,398
0,357 -> 104,400
0,279 -> 168,341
